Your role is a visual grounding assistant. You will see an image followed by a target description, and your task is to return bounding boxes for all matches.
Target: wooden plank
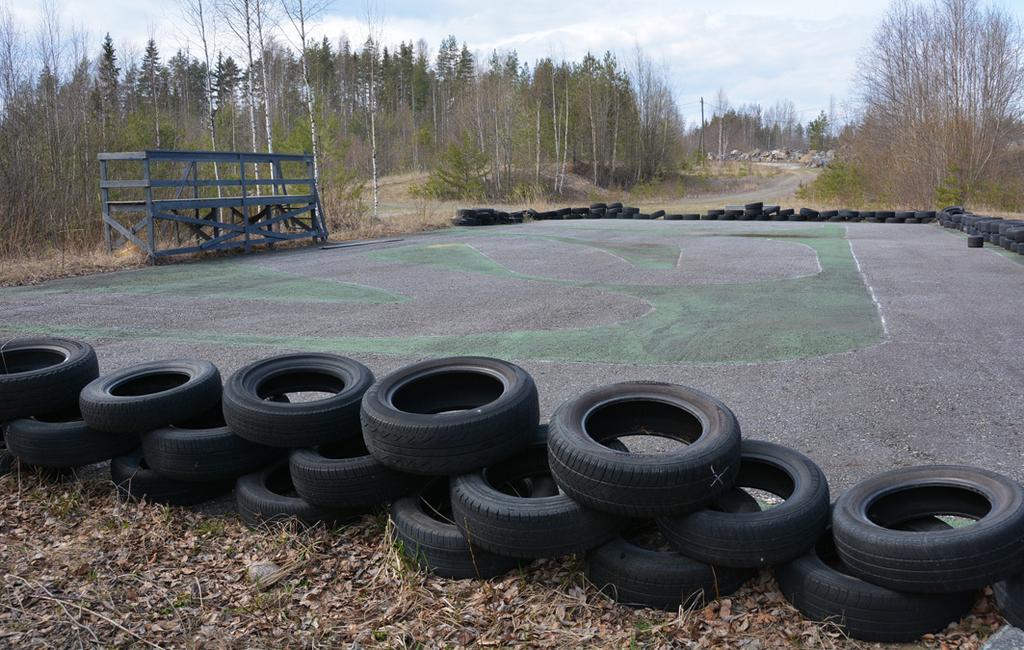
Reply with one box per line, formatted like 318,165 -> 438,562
145,149 -> 310,163
151,195 -> 314,211
97,151 -> 147,161
104,216 -> 149,251
99,179 -> 151,189
154,211 -> 246,232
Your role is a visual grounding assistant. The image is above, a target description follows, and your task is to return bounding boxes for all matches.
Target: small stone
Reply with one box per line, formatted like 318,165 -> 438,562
246,561 -> 281,584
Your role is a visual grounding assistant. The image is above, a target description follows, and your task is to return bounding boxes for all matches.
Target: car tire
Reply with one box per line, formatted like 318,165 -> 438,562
110,449 -> 231,506
141,402 -> 281,482
994,574 -> 1024,629
289,435 -> 424,509
451,442 -> 625,559
391,479 -> 524,579
657,440 -> 830,568
223,353 -> 373,448
80,360 -> 221,434
776,524 -> 975,642
235,461 -> 362,529
0,337 -> 99,422
361,357 -> 538,475
587,497 -> 757,611
832,465 -> 1024,593
547,382 -> 741,517
6,411 -> 138,468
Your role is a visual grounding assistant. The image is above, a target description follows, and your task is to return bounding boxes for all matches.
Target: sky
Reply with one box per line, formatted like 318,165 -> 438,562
11,0 -> 1024,127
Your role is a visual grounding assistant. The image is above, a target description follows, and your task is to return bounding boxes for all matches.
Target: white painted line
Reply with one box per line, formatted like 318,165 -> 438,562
847,237 -> 889,337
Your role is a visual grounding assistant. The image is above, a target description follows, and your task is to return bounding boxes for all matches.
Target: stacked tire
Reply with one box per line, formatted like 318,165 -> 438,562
361,356 -> 598,578
545,381 -> 832,611
0,337 -> 121,474
946,208 -> 1024,256
224,353 -> 388,528
76,358 -> 272,507
777,465 -> 1024,641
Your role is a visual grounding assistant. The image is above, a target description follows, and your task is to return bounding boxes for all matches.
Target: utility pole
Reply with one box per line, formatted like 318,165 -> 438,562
699,96 -> 705,163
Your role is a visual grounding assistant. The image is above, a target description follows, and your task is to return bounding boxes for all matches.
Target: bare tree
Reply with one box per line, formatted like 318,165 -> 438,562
180,0 -> 222,201
364,0 -> 384,218
281,0 -> 328,188
253,0 -> 275,153
219,0 -> 261,185
857,0 -> 1024,204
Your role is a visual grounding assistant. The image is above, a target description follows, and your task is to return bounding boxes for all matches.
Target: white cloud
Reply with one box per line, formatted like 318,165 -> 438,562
13,0 -> 1024,126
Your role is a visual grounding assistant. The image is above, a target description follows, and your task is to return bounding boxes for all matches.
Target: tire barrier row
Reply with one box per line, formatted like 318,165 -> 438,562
455,202 -> 941,225
1,337 -> 1022,642
939,206 -> 1024,255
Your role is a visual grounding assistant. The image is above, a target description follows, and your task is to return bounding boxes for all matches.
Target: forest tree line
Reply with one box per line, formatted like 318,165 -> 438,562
0,0 -> 833,257
3,0 -> 1019,260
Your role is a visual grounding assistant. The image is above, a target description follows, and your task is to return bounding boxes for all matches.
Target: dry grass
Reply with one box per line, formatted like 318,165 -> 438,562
0,247 -> 148,288
0,467 -> 1006,649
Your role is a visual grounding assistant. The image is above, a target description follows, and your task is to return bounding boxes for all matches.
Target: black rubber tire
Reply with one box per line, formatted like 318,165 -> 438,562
110,449 -> 231,506
451,442 -> 625,559
994,574 -> 1024,629
651,210 -> 666,219
664,214 -> 683,221
6,411 -> 138,468
235,461 -> 361,529
0,337 -> 99,422
547,382 -> 742,517
682,214 -> 700,221
289,435 -> 424,509
391,479 -> 523,579
657,440 -> 830,568
587,504 -> 756,611
223,353 -> 373,448
967,235 -> 984,248
361,356 -> 539,475
776,524 -> 975,642
0,445 -> 12,477
80,360 -> 221,434
832,465 -> 1024,593
141,402 -> 281,482
588,539 -> 753,611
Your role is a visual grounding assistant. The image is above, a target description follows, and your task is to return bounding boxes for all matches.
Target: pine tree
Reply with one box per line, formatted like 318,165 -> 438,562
808,111 -> 829,151
141,38 -> 163,146
97,34 -> 120,117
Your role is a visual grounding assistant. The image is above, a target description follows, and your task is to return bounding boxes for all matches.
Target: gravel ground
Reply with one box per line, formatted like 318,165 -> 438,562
2,220 -> 1022,493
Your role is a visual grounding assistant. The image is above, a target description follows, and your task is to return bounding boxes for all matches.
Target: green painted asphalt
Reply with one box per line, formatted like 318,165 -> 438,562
3,225 -> 884,364
6,261 -> 408,304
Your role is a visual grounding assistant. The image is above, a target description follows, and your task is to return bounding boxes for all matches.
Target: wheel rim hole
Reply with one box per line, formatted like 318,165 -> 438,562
317,437 -> 369,460
623,522 -> 675,552
111,372 -> 190,397
173,402 -> 226,429
729,461 -> 795,510
418,480 -> 455,524
0,349 -> 67,375
258,371 -> 345,403
265,465 -> 300,498
586,399 -> 703,452
483,450 -> 559,498
391,370 -> 504,415
866,485 -> 990,529
33,408 -> 84,424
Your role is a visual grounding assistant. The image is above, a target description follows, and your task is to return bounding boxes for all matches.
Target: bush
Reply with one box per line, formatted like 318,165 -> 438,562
422,135 -> 490,200
796,160 -> 868,206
